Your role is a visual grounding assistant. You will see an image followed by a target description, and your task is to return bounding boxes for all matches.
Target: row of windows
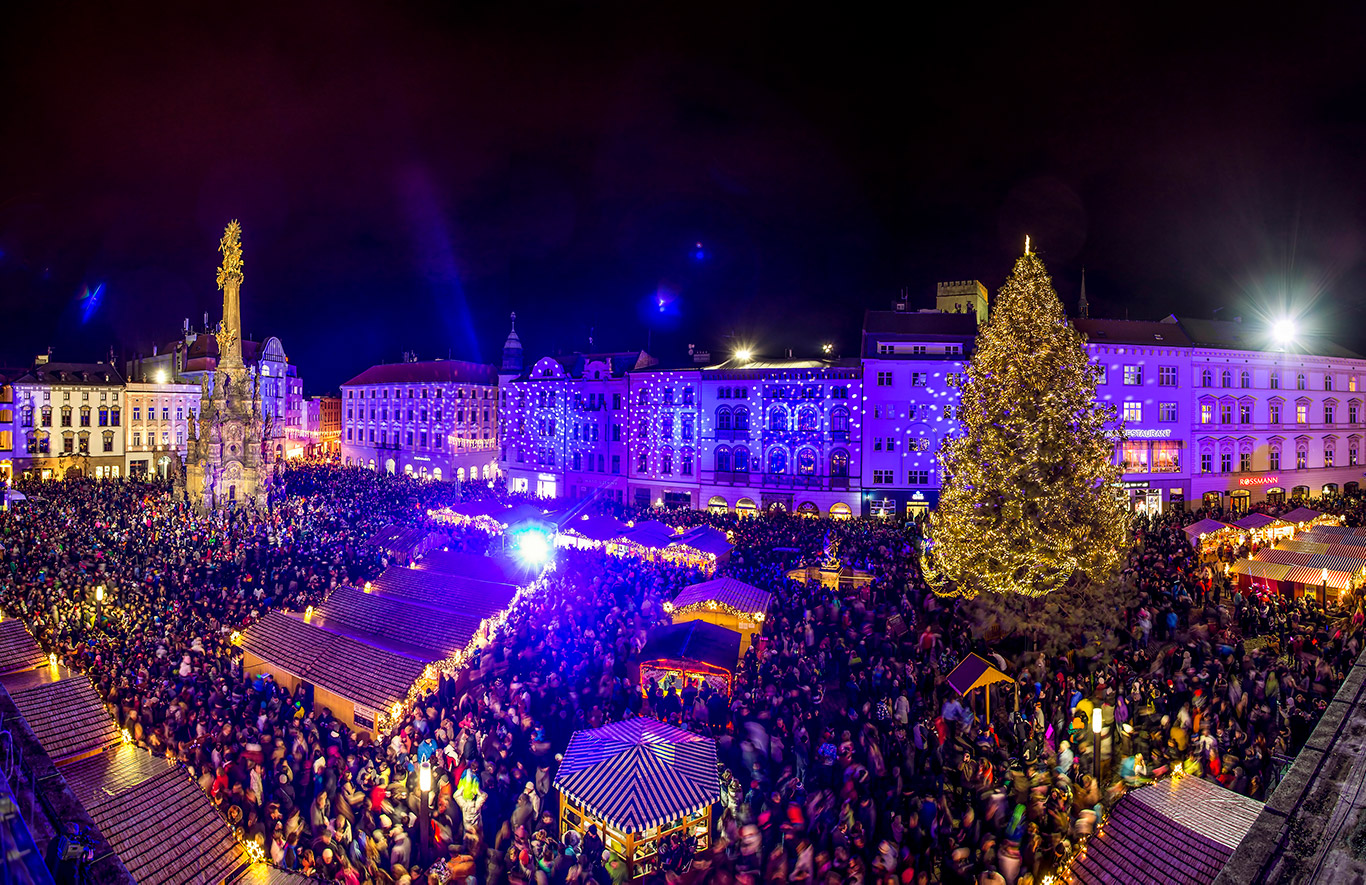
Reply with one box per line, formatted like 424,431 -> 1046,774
21,406 -> 123,428
24,430 -> 117,454
870,469 -> 931,484
347,387 -> 494,399
1197,402 -> 1361,425
1197,368 -> 1357,391
348,408 -> 492,423
130,430 -> 179,447
20,389 -> 118,402
1197,447 -> 1360,473
875,372 -> 943,387
710,446 -> 852,477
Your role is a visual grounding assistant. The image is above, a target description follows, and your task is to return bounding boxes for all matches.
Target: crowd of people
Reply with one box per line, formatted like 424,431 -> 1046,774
0,464 -> 1362,885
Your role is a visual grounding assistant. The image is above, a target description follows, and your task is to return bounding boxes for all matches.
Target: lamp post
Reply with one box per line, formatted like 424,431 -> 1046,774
417,761 -> 432,862
94,584 -> 104,625
1092,706 -> 1103,784
1322,567 -> 1329,608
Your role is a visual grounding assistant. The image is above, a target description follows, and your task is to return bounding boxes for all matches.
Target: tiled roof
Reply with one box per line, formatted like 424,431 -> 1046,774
0,620 -> 47,674
14,363 -> 124,386
342,360 -> 498,388
239,612 -> 426,712
313,585 -> 483,660
366,524 -> 448,558
9,677 -> 120,763
1066,775 -> 1262,885
1075,318 -> 1194,347
62,744 -> 247,885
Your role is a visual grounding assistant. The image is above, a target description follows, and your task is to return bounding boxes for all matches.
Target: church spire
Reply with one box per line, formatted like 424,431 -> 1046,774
216,220 -> 245,369
502,311 -> 523,373
1078,267 -> 1089,319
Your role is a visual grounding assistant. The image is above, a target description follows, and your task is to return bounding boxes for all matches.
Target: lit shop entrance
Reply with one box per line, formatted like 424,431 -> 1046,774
1128,488 -> 1163,516
1229,489 -> 1250,516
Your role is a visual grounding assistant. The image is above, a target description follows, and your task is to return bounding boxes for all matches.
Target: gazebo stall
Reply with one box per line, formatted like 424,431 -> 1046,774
665,576 -> 771,655
663,525 -> 734,575
638,620 -> 743,699
554,718 -> 719,879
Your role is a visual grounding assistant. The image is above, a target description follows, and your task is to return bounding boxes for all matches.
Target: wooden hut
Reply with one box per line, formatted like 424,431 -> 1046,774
638,621 -> 743,699
554,718 -> 719,879
666,577 -> 771,655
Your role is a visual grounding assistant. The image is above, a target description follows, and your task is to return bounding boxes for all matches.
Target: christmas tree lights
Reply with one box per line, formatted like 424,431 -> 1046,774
926,248 -> 1128,598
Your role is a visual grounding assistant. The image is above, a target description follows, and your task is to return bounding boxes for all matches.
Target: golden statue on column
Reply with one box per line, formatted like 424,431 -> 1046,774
184,220 -> 273,510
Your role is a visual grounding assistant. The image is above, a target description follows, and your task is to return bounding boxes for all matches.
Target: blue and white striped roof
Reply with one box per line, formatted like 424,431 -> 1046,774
553,718 -> 719,832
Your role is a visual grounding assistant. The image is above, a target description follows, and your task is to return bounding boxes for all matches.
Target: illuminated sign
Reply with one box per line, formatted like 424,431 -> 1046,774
1125,428 -> 1173,438
1239,475 -> 1280,486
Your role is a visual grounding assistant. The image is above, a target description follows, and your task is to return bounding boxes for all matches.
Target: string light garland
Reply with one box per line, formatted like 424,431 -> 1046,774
925,247 -> 1129,598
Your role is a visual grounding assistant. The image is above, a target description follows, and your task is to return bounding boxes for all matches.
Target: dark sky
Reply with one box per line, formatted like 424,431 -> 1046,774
4,5 -> 1366,392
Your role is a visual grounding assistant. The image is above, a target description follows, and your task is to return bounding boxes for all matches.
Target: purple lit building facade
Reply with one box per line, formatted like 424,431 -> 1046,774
493,286 -> 1366,516
340,361 -> 500,481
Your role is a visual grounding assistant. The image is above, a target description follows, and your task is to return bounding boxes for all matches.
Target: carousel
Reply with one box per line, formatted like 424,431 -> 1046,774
554,718 -> 720,879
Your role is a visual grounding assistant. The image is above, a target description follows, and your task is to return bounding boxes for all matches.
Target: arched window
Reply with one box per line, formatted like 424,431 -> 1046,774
1201,369 -> 1213,387
734,407 -> 750,430
831,406 -> 850,433
46,406 -> 56,427
716,407 -> 732,431
1297,373 -> 1307,390
715,446 -> 732,472
1221,370 -> 1232,388
433,468 -> 442,480
767,448 -> 787,473
661,447 -> 673,476
637,389 -> 648,406
796,447 -> 817,474
768,406 -> 788,432
796,406 -> 819,432
457,467 -> 466,481
1240,370 -> 1251,389
830,449 -> 849,476
733,447 -> 750,472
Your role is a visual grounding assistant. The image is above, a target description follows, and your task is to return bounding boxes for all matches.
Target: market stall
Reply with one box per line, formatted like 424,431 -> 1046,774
665,576 -> 771,655
1279,507 -> 1343,533
554,718 -> 719,880
1229,559 -> 1292,598
555,513 -> 630,550
638,620 -> 743,699
427,500 -> 512,534
1183,518 -> 1236,561
1233,512 -> 1294,545
665,525 -> 734,574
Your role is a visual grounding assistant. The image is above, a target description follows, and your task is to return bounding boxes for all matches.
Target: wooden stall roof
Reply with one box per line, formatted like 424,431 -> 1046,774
620,520 -> 679,549
640,621 -> 742,671
231,864 -> 316,884
946,653 -> 1014,696
312,585 -> 482,661
1184,518 -> 1235,540
367,524 -> 447,559
1283,565 -> 1355,590
1234,512 -> 1284,530
672,577 -> 771,616
368,566 -> 519,617
63,744 -> 248,885
1229,560 -> 1293,581
240,611 -> 426,712
10,677 -> 120,764
672,525 -> 734,558
0,619 -> 47,674
559,513 -> 630,542
1255,549 -> 1314,567
413,550 -> 523,584
1280,507 -> 1325,524
1066,774 -> 1262,885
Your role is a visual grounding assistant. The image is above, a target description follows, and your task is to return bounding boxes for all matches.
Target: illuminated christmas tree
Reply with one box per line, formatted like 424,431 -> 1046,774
926,245 -> 1128,599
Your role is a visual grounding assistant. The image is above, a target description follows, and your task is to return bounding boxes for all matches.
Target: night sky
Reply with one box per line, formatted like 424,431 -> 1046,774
4,5 -> 1366,392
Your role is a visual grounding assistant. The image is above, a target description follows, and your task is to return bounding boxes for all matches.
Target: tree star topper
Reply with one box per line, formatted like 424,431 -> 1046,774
217,220 -> 244,290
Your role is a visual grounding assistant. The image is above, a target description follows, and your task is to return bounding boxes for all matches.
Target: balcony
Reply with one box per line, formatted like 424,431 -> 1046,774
713,428 -> 752,441
760,473 -> 834,490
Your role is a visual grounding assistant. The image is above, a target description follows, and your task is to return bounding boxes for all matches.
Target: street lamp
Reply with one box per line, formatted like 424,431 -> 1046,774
1092,706 -> 1103,784
1322,567 -> 1329,608
417,761 -> 433,861
95,584 -> 105,624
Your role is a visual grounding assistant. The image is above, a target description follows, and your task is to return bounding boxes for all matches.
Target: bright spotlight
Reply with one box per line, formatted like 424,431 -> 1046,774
1271,317 -> 1296,348
514,529 -> 551,567
735,348 -> 752,363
